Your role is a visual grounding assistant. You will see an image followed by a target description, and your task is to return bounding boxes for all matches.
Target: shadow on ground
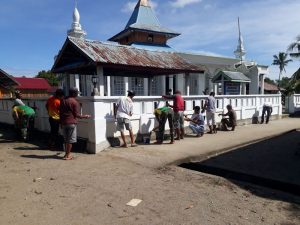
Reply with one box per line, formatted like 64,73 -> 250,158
0,124 -> 86,154
180,130 -> 300,220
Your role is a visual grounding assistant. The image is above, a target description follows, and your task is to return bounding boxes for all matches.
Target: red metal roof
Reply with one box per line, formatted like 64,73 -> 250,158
14,77 -> 51,90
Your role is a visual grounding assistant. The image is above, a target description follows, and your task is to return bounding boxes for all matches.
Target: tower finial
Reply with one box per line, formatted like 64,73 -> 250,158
67,1 -> 87,39
234,17 -> 246,62
139,0 -> 149,7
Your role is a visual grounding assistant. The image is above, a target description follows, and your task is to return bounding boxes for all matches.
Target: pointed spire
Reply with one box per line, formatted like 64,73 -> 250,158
67,1 -> 87,39
234,17 -> 246,61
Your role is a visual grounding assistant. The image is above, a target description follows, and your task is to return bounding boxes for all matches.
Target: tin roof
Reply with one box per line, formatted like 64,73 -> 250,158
52,37 -> 204,76
14,77 -> 51,90
213,71 -> 251,83
109,0 -> 180,42
0,69 -> 19,89
263,82 -> 280,91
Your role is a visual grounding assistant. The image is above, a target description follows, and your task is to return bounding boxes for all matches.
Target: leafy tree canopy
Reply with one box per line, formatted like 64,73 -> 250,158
35,70 -> 59,86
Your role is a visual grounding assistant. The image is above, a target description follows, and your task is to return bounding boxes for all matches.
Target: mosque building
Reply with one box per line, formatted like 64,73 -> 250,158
52,0 -> 269,96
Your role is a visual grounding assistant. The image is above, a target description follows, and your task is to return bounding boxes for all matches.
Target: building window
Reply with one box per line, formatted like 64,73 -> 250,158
112,76 -> 125,96
129,77 -> 144,96
147,34 -> 154,42
151,77 -> 159,95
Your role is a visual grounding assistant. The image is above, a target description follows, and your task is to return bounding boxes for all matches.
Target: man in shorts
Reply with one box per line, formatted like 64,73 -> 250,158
115,90 -> 137,148
60,88 -> 90,160
162,90 -> 185,140
202,92 -> 217,134
218,104 -> 237,131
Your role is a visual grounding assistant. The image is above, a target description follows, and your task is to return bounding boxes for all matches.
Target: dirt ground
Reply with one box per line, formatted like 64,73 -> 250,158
0,128 -> 300,225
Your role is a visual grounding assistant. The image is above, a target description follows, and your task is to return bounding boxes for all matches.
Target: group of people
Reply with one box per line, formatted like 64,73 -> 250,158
115,90 -> 238,147
12,87 -> 273,154
12,88 -> 90,160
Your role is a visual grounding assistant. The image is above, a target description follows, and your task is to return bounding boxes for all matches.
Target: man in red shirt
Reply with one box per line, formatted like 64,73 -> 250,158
162,90 -> 185,140
60,88 -> 91,160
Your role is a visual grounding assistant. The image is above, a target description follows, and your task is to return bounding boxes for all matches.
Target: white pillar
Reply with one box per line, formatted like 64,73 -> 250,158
96,66 -> 105,96
124,77 -> 129,95
185,73 -> 190,96
144,78 -> 149,96
260,74 -> 265,95
106,76 -> 111,96
241,83 -> 245,95
169,75 -> 174,92
161,76 -> 166,95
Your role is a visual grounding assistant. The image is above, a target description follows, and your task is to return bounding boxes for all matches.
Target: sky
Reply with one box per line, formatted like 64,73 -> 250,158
0,0 -> 300,80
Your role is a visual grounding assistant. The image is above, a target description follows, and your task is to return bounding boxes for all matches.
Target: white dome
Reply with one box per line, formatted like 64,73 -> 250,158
73,7 -> 80,23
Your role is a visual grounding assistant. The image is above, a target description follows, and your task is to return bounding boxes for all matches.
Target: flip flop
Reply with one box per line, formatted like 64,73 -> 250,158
63,156 -> 73,160
131,144 -> 138,147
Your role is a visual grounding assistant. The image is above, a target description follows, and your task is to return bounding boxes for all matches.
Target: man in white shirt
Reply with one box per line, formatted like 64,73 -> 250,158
116,90 -> 137,147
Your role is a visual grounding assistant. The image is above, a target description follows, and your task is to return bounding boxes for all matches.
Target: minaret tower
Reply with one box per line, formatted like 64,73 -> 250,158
234,17 -> 246,61
67,1 -> 87,38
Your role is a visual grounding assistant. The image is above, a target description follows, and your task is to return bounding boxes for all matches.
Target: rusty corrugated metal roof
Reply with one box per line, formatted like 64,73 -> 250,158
0,69 -> 19,88
67,37 -> 203,73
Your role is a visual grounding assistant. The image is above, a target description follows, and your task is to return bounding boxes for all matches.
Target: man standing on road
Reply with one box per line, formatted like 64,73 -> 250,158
60,88 -> 91,160
202,92 -> 217,134
115,90 -> 137,148
46,88 -> 64,149
162,90 -> 185,140
261,102 -> 273,124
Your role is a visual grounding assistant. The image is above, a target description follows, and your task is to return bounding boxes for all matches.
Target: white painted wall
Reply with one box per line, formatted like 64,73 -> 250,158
0,94 -> 282,153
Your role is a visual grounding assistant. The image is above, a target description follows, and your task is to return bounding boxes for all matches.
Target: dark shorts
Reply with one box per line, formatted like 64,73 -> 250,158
49,117 -> 60,135
62,124 -> 77,144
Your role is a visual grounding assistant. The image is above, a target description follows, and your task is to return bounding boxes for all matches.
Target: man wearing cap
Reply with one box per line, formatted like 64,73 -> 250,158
60,87 -> 91,160
115,90 -> 137,148
46,88 -> 64,149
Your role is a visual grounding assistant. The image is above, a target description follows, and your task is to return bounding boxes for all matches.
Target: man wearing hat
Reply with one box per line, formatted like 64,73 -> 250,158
60,87 -> 91,160
115,90 -> 137,147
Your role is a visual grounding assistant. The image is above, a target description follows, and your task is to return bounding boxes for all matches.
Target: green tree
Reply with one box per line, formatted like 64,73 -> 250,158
35,70 -> 59,86
264,77 -> 276,85
287,35 -> 300,59
272,52 -> 292,90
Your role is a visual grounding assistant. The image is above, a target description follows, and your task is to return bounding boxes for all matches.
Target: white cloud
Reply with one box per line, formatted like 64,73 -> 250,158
121,2 -> 136,13
160,0 -> 300,79
170,0 -> 202,8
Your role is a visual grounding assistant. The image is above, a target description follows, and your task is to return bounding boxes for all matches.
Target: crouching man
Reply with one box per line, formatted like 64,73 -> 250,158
184,106 -> 205,137
218,104 -> 237,131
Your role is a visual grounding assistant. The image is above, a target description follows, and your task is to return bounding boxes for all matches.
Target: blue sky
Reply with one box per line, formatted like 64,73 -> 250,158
1,0 -> 300,80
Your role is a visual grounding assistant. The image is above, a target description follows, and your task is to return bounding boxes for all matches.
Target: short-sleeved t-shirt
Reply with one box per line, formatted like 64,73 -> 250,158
14,98 -> 25,107
191,113 -> 205,126
13,105 -> 35,117
228,110 -> 237,126
46,96 -> 61,120
116,96 -> 133,119
60,97 -> 80,125
206,96 -> 216,113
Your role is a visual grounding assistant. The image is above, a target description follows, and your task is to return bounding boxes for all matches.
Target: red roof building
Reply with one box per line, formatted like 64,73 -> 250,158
14,77 -> 51,97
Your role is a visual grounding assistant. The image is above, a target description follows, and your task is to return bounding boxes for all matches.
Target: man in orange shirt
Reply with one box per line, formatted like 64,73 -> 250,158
46,88 -> 64,149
